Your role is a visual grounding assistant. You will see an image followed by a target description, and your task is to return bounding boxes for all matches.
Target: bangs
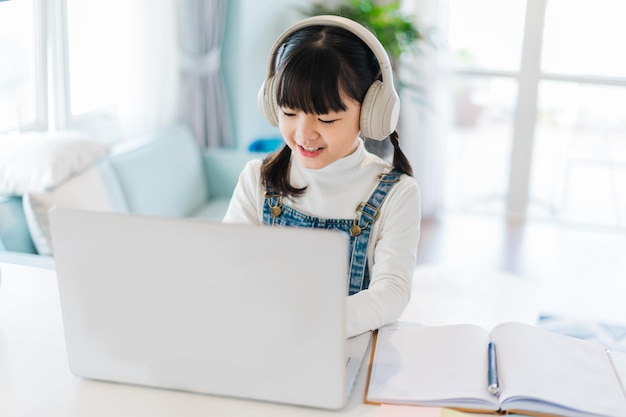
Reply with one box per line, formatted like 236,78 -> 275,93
275,47 -> 349,115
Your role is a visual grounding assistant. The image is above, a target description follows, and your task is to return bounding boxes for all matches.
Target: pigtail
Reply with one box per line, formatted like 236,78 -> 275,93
390,131 -> 414,177
260,145 -> 307,197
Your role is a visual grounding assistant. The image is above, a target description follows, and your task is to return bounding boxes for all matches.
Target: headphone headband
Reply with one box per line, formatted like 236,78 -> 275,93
258,15 -> 400,140
264,15 -> 395,89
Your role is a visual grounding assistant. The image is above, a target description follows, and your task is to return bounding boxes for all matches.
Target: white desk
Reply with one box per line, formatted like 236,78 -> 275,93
2,262 -> 625,417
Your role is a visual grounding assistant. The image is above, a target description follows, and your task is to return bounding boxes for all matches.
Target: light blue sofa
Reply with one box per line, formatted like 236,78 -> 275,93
0,123 -> 262,267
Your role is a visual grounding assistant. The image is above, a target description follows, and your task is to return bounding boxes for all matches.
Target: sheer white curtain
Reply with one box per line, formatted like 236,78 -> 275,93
399,0 -> 450,219
66,0 -> 180,141
117,0 -> 180,138
177,0 -> 232,148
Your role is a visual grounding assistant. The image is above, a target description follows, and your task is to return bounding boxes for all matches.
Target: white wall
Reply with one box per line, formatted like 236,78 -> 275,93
223,0 -> 305,150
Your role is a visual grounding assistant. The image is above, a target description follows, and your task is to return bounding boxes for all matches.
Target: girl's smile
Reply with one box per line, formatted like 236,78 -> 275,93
278,96 -> 361,169
297,144 -> 325,158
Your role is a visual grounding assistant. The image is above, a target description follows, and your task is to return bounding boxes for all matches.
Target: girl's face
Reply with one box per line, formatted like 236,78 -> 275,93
278,95 -> 361,170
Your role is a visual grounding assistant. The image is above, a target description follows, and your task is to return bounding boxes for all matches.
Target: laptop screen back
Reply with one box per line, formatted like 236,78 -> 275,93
49,208 -> 349,409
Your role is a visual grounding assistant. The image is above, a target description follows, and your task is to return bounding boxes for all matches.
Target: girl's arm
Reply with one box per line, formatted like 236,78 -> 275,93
346,178 -> 421,337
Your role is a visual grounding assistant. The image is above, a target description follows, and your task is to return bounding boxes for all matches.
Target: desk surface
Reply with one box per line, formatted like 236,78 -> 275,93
1,261 -> 625,417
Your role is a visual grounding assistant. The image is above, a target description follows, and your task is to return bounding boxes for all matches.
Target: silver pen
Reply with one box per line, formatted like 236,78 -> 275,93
487,341 -> 500,396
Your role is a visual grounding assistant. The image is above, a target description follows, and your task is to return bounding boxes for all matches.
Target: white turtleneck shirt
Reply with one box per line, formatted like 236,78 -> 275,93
223,142 -> 421,337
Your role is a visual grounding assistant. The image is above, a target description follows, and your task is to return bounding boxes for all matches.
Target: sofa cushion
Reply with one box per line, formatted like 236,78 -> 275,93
190,199 -> 232,222
0,195 -> 37,254
0,131 -> 109,194
22,166 -> 114,255
107,124 -> 209,217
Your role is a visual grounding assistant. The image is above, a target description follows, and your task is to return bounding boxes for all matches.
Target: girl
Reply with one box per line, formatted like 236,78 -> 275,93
223,16 -> 421,337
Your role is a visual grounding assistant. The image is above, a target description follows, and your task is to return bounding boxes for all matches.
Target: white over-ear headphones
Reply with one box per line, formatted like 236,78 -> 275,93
257,15 -> 400,140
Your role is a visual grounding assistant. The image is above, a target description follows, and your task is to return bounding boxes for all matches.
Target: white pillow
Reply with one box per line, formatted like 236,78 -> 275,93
22,166 -> 113,256
0,131 -> 109,195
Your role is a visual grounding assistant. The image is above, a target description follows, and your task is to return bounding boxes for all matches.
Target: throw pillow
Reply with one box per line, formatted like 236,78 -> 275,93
0,131 -> 109,195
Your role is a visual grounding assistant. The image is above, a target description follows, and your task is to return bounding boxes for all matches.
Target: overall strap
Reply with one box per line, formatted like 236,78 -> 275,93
262,182 -> 283,225
347,170 -> 401,295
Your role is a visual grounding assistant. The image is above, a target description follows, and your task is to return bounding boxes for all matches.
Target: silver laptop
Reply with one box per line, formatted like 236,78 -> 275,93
49,207 -> 371,410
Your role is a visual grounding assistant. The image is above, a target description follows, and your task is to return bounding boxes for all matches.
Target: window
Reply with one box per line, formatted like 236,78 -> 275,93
64,0 -> 136,141
0,0 -> 40,131
541,0 -> 626,78
446,0 -> 526,215
0,0 -> 177,141
446,0 -> 626,229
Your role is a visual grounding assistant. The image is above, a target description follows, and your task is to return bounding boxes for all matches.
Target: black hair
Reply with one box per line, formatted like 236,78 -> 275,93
261,24 -> 413,197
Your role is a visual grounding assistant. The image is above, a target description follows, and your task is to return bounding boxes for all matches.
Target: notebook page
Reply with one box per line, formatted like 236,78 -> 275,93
492,322 -> 626,417
367,324 -> 499,409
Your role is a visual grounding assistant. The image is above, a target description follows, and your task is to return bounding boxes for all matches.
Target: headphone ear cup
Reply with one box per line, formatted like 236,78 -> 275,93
257,76 -> 279,127
360,80 -> 382,140
360,80 -> 400,140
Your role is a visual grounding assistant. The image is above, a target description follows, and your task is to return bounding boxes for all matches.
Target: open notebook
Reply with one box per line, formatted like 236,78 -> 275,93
49,207 -> 371,410
366,322 -> 626,417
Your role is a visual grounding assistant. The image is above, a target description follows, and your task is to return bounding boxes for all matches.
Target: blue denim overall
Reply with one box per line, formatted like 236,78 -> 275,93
262,170 -> 401,295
